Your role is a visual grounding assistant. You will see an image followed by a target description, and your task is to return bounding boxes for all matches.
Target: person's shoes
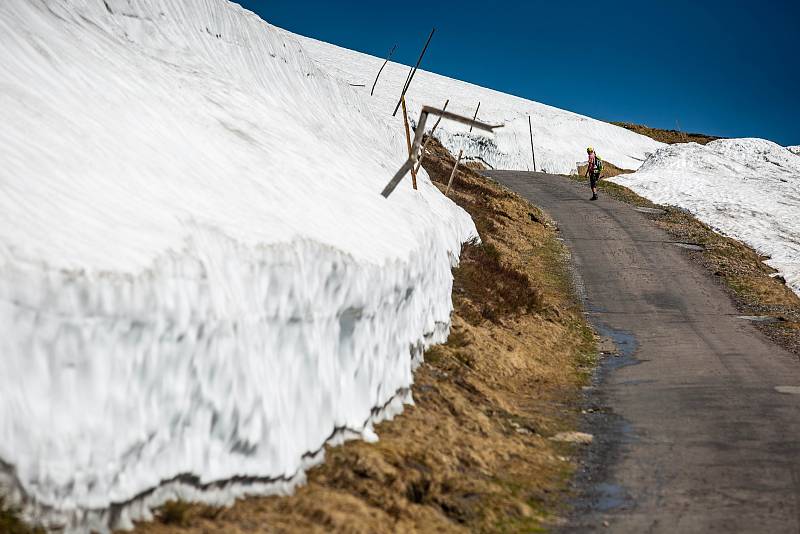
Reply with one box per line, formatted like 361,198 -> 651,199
590,194 -> 598,201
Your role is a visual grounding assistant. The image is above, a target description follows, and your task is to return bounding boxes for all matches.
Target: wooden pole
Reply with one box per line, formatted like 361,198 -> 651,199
392,28 -> 435,117
401,96 -> 418,190
370,44 -> 397,96
445,149 -> 464,197
676,119 -> 687,142
446,101 -> 481,196
413,98 -> 450,174
528,115 -> 537,172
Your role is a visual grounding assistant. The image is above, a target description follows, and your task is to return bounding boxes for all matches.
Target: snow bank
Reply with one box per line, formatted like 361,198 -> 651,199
0,0 -> 476,530
610,139 -> 800,295
294,35 -> 663,175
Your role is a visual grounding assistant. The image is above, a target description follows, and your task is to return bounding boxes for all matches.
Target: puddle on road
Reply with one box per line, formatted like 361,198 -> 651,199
592,482 -> 633,512
564,323 -> 640,527
594,323 -> 639,372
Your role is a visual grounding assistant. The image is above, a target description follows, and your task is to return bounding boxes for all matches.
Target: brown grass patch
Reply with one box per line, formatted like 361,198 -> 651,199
131,138 -> 594,534
610,122 -> 722,145
576,160 -> 632,179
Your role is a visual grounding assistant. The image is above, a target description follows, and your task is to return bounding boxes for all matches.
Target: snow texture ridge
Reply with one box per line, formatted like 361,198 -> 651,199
610,139 -> 800,296
0,0 -> 475,531
293,35 -> 664,175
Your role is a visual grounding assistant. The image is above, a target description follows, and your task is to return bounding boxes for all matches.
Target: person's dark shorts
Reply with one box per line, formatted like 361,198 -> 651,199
590,171 -> 600,188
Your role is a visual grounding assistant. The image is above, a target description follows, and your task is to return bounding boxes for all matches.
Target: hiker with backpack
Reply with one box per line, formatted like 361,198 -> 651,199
585,147 -> 602,200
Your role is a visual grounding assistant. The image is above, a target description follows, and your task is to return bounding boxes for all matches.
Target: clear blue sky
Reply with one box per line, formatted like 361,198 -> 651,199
237,0 -> 799,146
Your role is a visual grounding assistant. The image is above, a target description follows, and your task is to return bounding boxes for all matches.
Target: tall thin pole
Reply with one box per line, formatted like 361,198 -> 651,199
446,101 -> 481,196
392,28 -> 435,117
529,115 -> 537,172
371,44 -> 397,96
401,96 -> 418,190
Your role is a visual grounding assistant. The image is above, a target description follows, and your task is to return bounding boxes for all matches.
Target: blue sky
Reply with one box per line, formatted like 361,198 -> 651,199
237,0 -> 799,146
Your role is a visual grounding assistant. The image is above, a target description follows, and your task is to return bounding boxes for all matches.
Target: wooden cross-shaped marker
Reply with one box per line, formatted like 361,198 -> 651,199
446,101 -> 481,196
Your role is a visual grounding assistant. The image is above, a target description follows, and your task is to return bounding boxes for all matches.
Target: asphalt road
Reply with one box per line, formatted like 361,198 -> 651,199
484,171 -> 800,533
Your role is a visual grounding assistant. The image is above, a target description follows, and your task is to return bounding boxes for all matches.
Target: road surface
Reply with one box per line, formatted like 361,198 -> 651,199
484,171 -> 800,533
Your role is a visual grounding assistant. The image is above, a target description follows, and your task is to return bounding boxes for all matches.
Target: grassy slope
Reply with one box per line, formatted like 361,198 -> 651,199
610,122 -> 722,145
132,140 -> 596,533
573,174 -> 800,357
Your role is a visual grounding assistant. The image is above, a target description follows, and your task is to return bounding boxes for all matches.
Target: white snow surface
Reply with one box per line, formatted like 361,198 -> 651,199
293,35 -> 664,175
610,139 -> 800,295
0,0 -> 477,530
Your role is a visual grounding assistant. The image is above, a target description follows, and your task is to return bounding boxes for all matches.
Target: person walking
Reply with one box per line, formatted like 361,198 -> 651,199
585,147 -> 602,200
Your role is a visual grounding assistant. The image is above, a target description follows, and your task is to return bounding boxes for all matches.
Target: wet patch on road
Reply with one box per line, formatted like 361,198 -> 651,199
560,323 -> 640,531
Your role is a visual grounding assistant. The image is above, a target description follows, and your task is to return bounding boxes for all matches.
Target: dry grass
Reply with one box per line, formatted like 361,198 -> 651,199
575,160 -> 632,179
0,497 -> 45,534
132,139 -> 595,533
610,122 -> 722,145
573,174 -> 800,356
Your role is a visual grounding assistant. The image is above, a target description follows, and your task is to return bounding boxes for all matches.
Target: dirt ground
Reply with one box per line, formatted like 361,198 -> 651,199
128,140 -> 595,533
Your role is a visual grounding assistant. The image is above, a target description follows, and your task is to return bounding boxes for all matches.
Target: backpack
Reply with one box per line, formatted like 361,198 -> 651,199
594,155 -> 603,174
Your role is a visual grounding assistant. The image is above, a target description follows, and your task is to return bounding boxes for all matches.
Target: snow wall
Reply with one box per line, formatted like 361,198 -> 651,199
610,139 -> 800,296
0,0 -> 477,531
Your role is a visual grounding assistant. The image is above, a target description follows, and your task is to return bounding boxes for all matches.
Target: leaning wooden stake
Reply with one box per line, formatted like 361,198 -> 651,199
528,115 -> 537,171
413,98 -> 450,174
446,101 -> 481,196
371,44 -> 397,96
392,28 -> 435,117
401,97 -> 418,189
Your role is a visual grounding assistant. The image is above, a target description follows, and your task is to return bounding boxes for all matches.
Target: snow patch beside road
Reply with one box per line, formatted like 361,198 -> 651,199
610,139 -> 800,296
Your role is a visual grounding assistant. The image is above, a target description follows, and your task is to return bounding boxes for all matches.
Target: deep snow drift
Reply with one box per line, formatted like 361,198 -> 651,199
0,0 -> 476,530
293,35 -> 664,175
610,139 -> 800,296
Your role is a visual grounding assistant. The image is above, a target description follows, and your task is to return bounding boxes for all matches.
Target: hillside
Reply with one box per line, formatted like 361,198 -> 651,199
610,121 -> 722,145
294,35 -> 663,174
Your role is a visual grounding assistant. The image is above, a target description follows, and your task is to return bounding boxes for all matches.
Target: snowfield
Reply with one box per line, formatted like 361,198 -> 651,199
0,0 -> 476,530
610,139 -> 800,296
293,35 -> 664,174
